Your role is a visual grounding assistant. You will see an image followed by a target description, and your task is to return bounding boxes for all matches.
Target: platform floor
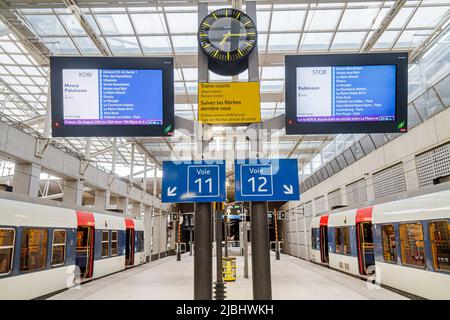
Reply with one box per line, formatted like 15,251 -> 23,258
49,253 -> 407,300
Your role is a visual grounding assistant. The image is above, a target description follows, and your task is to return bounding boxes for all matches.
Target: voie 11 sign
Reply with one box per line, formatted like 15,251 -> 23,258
162,160 -> 226,203
50,56 -> 174,137
234,159 -> 300,202
285,52 -> 408,135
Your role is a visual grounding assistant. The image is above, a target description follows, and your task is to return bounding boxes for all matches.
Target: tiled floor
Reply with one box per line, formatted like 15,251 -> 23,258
49,252 -> 407,300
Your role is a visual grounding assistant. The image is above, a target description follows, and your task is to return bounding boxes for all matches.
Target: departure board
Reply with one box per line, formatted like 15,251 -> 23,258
285,53 -> 408,135
62,69 -> 163,126
50,56 -> 174,137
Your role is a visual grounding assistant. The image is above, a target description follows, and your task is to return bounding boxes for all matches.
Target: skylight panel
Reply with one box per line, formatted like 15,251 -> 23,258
171,36 -> 197,53
131,14 -> 166,34
267,33 -> 300,51
107,36 -> 141,54
331,32 -> 366,50
96,14 -> 134,35
270,10 -> 306,32
394,30 -> 429,48
257,11 -> 271,32
42,37 -> 78,55
166,13 -> 197,33
24,15 -> 67,36
373,30 -> 399,48
299,32 -> 333,51
407,6 -> 450,29
338,8 -> 379,30
388,7 -> 414,29
59,14 -> 87,36
261,66 -> 284,79
72,37 -> 101,55
139,36 -> 171,54
304,9 -> 341,31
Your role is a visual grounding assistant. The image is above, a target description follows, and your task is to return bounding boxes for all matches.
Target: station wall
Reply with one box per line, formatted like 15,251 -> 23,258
281,81 -> 450,261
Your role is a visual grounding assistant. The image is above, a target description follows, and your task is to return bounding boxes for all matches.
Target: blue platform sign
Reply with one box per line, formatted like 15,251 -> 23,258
234,159 -> 300,202
162,160 -> 226,203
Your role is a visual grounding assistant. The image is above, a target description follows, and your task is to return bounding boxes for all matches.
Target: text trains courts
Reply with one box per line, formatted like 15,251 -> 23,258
198,82 -> 261,124
162,159 -> 300,203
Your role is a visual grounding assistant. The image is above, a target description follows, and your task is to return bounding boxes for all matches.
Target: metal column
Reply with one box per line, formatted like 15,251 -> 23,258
247,1 -> 272,300
194,202 -> 212,300
214,204 -> 226,299
194,2 -> 212,300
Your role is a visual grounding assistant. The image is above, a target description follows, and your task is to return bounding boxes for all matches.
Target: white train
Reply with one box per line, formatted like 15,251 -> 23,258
0,193 -> 146,299
310,186 -> 450,299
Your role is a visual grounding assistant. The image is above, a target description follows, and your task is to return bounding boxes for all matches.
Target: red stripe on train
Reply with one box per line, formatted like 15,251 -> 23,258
356,207 -> 373,223
76,212 -> 95,226
125,218 -> 135,229
319,215 -> 329,226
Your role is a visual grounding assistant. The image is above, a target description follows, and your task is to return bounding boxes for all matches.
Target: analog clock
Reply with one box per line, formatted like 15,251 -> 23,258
198,8 -> 257,76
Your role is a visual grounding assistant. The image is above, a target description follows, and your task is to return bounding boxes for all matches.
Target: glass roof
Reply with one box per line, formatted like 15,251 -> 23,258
0,0 -> 448,182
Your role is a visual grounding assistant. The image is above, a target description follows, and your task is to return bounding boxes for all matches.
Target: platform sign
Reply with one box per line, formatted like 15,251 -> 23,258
234,159 -> 300,202
198,82 -> 260,124
162,160 -> 226,203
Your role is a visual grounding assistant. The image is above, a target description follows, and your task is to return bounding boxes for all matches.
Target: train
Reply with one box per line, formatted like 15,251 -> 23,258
310,186 -> 450,300
0,192 -> 146,300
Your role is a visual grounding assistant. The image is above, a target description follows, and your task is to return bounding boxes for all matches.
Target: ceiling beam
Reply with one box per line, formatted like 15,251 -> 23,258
361,0 -> 407,52
0,0 -> 50,65
409,10 -> 450,63
62,0 -> 111,56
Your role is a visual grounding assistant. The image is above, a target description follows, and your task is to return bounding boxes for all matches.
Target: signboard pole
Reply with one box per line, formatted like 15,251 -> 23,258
177,210 -> 181,261
247,0 -> 272,300
274,209 -> 280,260
194,2 -> 212,300
214,203 -> 226,300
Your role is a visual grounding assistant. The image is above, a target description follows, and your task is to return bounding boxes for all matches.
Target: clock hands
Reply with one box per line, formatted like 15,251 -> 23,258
219,31 -> 248,50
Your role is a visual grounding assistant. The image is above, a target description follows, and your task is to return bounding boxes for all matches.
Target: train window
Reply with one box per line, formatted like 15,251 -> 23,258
335,228 -> 342,254
335,227 -> 350,255
139,232 -> 145,252
51,230 -> 66,267
111,231 -> 118,256
101,231 -> 109,258
20,228 -> 48,272
429,221 -> 450,272
381,224 -> 397,263
342,227 -> 350,255
0,228 -> 15,275
311,229 -> 317,250
399,223 -> 426,268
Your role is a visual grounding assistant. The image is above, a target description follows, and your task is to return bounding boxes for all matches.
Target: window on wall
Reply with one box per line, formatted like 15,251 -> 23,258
429,221 -> 450,272
382,224 -> 397,263
111,231 -> 118,256
0,228 -> 15,274
101,231 -> 109,258
20,228 -> 48,272
51,230 -> 66,266
399,223 -> 426,268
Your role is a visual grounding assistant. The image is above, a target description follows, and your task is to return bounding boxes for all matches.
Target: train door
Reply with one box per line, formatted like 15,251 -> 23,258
125,219 -> 135,267
75,212 -> 95,280
356,207 -> 375,275
319,215 -> 329,263
320,226 -> 329,263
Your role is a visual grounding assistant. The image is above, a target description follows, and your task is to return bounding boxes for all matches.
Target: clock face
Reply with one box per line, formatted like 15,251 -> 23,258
198,8 -> 257,62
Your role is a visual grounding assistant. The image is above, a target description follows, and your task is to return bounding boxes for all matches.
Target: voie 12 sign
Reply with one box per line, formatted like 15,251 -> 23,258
234,159 -> 300,202
50,56 -> 174,137
162,160 -> 226,203
285,52 -> 408,135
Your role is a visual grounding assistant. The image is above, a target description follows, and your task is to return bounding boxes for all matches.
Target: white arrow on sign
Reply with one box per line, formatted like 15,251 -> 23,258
167,186 -> 177,197
283,184 -> 294,195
